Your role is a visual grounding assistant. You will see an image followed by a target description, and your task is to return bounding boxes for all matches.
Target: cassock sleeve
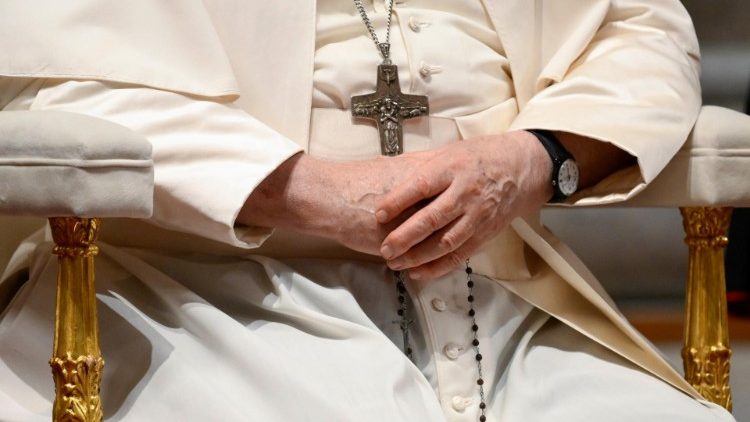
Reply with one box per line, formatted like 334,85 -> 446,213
24,79 -> 303,248
509,0 -> 701,206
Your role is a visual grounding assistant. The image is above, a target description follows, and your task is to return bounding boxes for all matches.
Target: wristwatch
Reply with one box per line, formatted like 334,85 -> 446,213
527,130 -> 579,203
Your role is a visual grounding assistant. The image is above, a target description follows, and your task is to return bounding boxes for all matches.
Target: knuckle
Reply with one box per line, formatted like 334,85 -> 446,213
467,181 -> 483,196
439,231 -> 460,251
415,176 -> 432,197
425,209 -> 442,231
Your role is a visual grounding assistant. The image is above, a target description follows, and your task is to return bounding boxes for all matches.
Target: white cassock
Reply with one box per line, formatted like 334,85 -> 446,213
0,0 -> 737,421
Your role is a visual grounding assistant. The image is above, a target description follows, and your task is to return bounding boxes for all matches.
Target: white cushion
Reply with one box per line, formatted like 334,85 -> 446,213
626,106 -> 750,207
0,111 -> 153,218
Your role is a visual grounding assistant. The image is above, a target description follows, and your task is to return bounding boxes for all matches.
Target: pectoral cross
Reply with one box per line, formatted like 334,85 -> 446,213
351,64 -> 430,156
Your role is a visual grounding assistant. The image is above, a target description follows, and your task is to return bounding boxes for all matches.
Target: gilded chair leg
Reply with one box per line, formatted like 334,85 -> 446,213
680,207 -> 732,411
48,217 -> 103,422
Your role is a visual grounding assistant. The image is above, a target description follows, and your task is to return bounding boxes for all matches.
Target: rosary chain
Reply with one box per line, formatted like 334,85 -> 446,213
394,261 -> 486,421
466,261 -> 487,421
394,270 -> 414,361
353,0 -> 395,61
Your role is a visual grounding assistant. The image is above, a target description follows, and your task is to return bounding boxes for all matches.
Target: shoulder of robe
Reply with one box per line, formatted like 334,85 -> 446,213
487,0 -> 699,106
0,0 -> 240,99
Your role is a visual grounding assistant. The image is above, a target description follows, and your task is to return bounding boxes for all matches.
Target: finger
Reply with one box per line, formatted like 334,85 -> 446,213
380,187 -> 462,259
375,168 -> 452,224
386,215 -> 474,270
408,240 -> 480,281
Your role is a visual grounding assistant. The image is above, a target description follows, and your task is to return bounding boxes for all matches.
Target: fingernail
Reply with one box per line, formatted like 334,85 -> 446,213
410,271 -> 422,280
376,209 -> 388,223
381,245 -> 394,260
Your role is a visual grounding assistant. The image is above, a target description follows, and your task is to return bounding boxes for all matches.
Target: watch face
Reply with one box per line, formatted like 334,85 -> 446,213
558,159 -> 579,196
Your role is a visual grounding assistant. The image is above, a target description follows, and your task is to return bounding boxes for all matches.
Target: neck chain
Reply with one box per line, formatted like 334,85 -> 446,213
352,3 -> 486,420
353,0 -> 395,64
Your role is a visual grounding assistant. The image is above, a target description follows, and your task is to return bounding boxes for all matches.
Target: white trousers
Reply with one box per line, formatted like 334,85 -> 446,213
0,235 -> 734,421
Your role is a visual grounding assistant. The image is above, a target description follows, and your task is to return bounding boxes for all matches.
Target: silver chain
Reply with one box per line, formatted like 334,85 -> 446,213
353,0 -> 395,63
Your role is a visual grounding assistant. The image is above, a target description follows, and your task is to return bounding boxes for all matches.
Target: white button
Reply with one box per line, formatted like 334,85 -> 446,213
451,396 -> 473,412
408,16 -> 429,32
419,65 -> 431,78
408,17 -> 420,32
431,298 -> 447,311
443,343 -> 464,360
419,61 -> 443,78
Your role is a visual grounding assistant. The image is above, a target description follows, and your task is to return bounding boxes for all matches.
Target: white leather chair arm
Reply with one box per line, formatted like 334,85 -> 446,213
0,110 -> 153,218
626,106 -> 750,207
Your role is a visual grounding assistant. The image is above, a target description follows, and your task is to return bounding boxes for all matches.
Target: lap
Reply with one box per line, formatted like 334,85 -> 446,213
492,317 -> 734,421
0,245 -> 443,421
0,242 -> 735,421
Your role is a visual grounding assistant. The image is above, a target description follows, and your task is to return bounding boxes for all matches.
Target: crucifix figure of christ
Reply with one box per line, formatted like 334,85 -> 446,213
351,64 -> 430,156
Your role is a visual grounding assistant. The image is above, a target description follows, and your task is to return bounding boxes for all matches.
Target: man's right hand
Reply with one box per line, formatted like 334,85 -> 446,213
237,152 -> 431,256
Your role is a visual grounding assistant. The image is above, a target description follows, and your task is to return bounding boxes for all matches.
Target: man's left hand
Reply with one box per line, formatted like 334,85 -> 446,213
376,130 -> 553,281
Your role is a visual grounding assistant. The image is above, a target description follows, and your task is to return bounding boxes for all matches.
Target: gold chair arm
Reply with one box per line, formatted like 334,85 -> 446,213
49,217 -> 104,422
680,207 -> 732,411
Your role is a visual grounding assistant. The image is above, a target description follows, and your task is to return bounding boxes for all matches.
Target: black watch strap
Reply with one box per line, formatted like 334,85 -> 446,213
527,130 -> 575,202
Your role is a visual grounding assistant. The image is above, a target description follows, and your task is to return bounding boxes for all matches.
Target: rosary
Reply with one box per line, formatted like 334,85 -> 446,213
351,1 -> 487,420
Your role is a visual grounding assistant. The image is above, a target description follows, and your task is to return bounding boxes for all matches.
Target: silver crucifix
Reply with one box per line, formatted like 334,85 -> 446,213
351,64 -> 429,156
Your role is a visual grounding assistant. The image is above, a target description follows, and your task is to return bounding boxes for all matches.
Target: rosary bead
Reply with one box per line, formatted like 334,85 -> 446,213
477,378 -> 484,386
406,347 -> 412,355
467,280 -> 474,288
467,295 -> 474,303
472,324 -> 478,332
479,402 -> 486,410
475,353 -> 482,361
473,339 -> 480,347
465,267 -> 473,274
468,309 -> 475,317
397,309 -> 404,316
480,416 -> 486,422
397,283 -> 406,293
398,295 -> 405,303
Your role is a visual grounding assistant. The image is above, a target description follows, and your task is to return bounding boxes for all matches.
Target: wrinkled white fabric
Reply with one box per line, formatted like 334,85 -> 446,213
0,232 -> 734,421
27,78 -> 301,248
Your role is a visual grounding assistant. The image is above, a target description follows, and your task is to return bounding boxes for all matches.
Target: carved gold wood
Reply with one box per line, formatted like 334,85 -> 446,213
680,207 -> 732,411
48,217 -> 104,422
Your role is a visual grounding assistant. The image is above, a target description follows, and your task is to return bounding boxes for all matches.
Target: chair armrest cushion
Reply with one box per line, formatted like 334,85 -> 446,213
625,106 -> 750,207
0,110 -> 153,218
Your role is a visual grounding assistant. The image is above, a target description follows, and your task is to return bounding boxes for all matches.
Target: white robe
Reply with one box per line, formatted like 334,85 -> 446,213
0,0 -> 736,420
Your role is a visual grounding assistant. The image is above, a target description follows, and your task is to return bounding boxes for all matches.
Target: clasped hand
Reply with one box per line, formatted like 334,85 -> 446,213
373,130 -> 552,281
240,130 -> 551,277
